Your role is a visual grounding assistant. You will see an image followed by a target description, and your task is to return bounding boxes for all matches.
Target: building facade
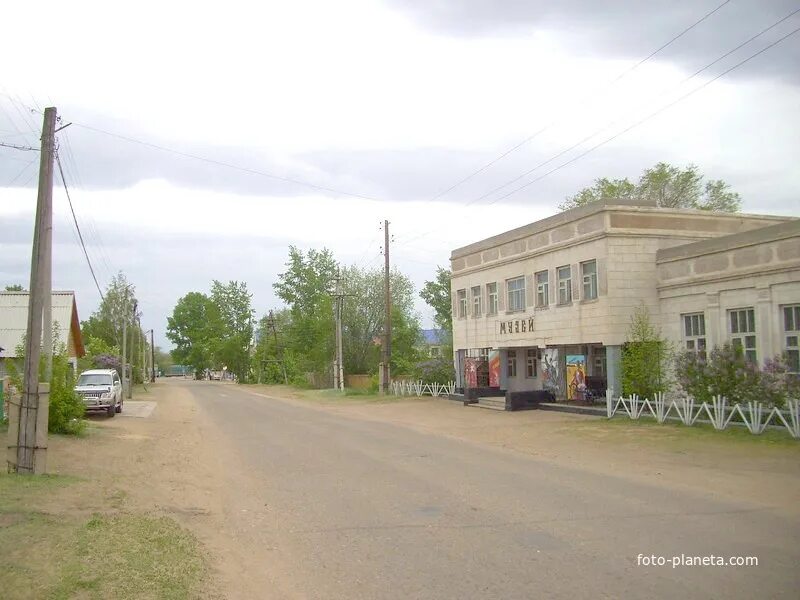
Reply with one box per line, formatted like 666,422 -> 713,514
449,200 -> 798,401
0,291 -> 86,379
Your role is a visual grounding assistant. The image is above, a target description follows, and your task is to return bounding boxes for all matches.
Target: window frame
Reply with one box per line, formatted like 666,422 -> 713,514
507,349 -> 517,377
535,270 -> 549,308
506,276 -> 526,313
783,304 -> 800,373
581,260 -> 597,301
557,265 -> 572,305
487,282 -> 498,316
471,285 -> 482,317
526,348 -> 538,378
728,307 -> 757,363
682,312 -> 707,358
457,289 -> 467,319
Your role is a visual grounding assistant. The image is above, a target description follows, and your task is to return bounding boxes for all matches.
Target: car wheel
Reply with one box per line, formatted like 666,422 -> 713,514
107,399 -> 116,418
115,397 -> 123,413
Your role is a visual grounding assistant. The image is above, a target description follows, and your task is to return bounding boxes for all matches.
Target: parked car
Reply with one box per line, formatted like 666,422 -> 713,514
74,369 -> 123,417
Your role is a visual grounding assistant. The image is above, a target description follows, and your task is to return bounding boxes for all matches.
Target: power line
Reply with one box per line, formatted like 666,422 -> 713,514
486,25 -> 800,206
423,0 -> 733,203
466,8 -> 800,208
55,151 -> 105,301
70,121 -> 384,202
6,157 -> 37,186
0,141 -> 38,151
398,15 -> 800,250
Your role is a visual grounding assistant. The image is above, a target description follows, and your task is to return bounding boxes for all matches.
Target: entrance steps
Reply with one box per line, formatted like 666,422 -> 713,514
468,396 -> 507,411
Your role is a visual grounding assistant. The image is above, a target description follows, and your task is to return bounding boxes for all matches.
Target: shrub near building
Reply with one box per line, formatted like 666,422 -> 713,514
675,343 -> 800,409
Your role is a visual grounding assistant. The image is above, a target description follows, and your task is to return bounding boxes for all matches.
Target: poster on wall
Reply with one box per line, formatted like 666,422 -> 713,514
541,348 -> 563,398
464,357 -> 478,388
488,350 -> 500,388
566,354 -> 587,401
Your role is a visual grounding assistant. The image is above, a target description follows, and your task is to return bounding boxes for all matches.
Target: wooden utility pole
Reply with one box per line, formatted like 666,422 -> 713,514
150,329 -> 156,382
128,301 -> 136,399
267,311 -> 288,385
9,107 -> 56,474
381,220 -> 391,394
332,269 -> 345,391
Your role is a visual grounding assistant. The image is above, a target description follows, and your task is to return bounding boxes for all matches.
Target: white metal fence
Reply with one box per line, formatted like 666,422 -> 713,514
606,391 -> 800,439
390,380 -> 457,398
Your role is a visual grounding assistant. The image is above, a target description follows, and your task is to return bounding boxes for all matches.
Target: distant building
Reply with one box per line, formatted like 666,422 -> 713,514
420,328 -> 446,358
449,200 -> 799,401
0,291 -> 86,378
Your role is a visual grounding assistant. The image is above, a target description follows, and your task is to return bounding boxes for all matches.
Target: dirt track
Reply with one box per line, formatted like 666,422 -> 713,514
46,380 -> 800,598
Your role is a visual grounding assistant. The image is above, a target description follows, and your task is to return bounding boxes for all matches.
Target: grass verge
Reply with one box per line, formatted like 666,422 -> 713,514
568,415 -> 800,450
0,473 -> 208,600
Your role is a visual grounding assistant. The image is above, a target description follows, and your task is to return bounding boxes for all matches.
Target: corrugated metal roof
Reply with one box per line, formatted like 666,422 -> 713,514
0,291 -> 83,358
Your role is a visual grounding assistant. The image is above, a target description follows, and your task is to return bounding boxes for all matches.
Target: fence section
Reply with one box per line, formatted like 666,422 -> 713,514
606,391 -> 800,439
390,380 -> 456,398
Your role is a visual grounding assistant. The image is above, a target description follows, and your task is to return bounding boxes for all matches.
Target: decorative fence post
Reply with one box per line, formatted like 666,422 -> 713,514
773,399 -> 800,439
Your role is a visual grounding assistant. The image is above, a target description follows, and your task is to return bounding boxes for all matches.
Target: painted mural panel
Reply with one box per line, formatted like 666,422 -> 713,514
488,350 -> 500,387
566,354 -> 587,401
541,348 -> 563,398
464,357 -> 479,388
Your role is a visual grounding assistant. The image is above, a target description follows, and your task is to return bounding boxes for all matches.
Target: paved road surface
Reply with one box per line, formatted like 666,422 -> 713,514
185,380 -> 799,599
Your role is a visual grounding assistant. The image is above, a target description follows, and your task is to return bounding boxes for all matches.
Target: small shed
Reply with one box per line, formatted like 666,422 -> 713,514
0,291 -> 85,378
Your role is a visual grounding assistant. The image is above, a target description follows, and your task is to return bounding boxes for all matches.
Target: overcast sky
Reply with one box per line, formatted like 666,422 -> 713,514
1,0 -> 799,350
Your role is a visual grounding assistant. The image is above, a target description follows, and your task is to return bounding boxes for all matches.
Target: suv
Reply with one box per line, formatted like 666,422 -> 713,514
75,369 -> 123,417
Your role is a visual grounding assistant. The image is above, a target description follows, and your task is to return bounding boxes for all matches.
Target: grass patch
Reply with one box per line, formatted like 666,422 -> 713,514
0,473 -> 208,600
51,514 -> 206,600
0,472 -> 80,511
308,388 -> 421,404
570,415 -> 800,449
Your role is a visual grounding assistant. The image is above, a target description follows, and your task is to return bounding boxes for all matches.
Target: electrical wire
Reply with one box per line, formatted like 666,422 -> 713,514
486,24 -> 800,206
423,0 -> 734,203
467,8 -> 800,208
55,151 -> 105,301
70,121 -> 384,202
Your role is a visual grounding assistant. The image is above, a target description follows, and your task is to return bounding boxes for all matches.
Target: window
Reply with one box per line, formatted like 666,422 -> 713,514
557,265 -> 572,304
683,313 -> 707,358
729,308 -> 756,363
526,348 -> 538,378
457,289 -> 467,318
507,349 -> 517,377
581,260 -> 597,300
784,304 -> 800,373
487,282 -> 498,315
471,285 -> 482,317
507,276 -> 525,312
535,271 -> 549,307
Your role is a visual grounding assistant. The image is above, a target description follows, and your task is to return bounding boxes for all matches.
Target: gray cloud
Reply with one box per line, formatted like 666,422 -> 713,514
388,0 -> 800,83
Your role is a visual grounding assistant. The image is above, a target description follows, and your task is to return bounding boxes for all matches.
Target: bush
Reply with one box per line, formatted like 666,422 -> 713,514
621,305 -> 672,399
48,354 -> 86,434
8,349 -> 86,435
413,358 -> 455,385
675,343 -> 800,409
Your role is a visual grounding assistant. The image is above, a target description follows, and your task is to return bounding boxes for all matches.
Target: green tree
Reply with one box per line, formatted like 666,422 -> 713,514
4,284 -> 24,291
420,267 -> 452,335
559,162 -> 741,212
166,292 -> 220,377
340,265 -> 418,375
252,309 -> 292,384
420,266 -> 454,361
273,247 -> 338,380
620,305 -> 672,399
80,272 -> 147,382
209,280 -> 254,382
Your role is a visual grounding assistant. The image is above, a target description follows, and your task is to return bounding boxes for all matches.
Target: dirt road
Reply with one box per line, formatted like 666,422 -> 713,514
49,379 -> 800,599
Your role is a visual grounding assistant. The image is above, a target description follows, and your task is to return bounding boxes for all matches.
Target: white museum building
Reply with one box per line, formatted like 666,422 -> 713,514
449,200 -> 800,402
